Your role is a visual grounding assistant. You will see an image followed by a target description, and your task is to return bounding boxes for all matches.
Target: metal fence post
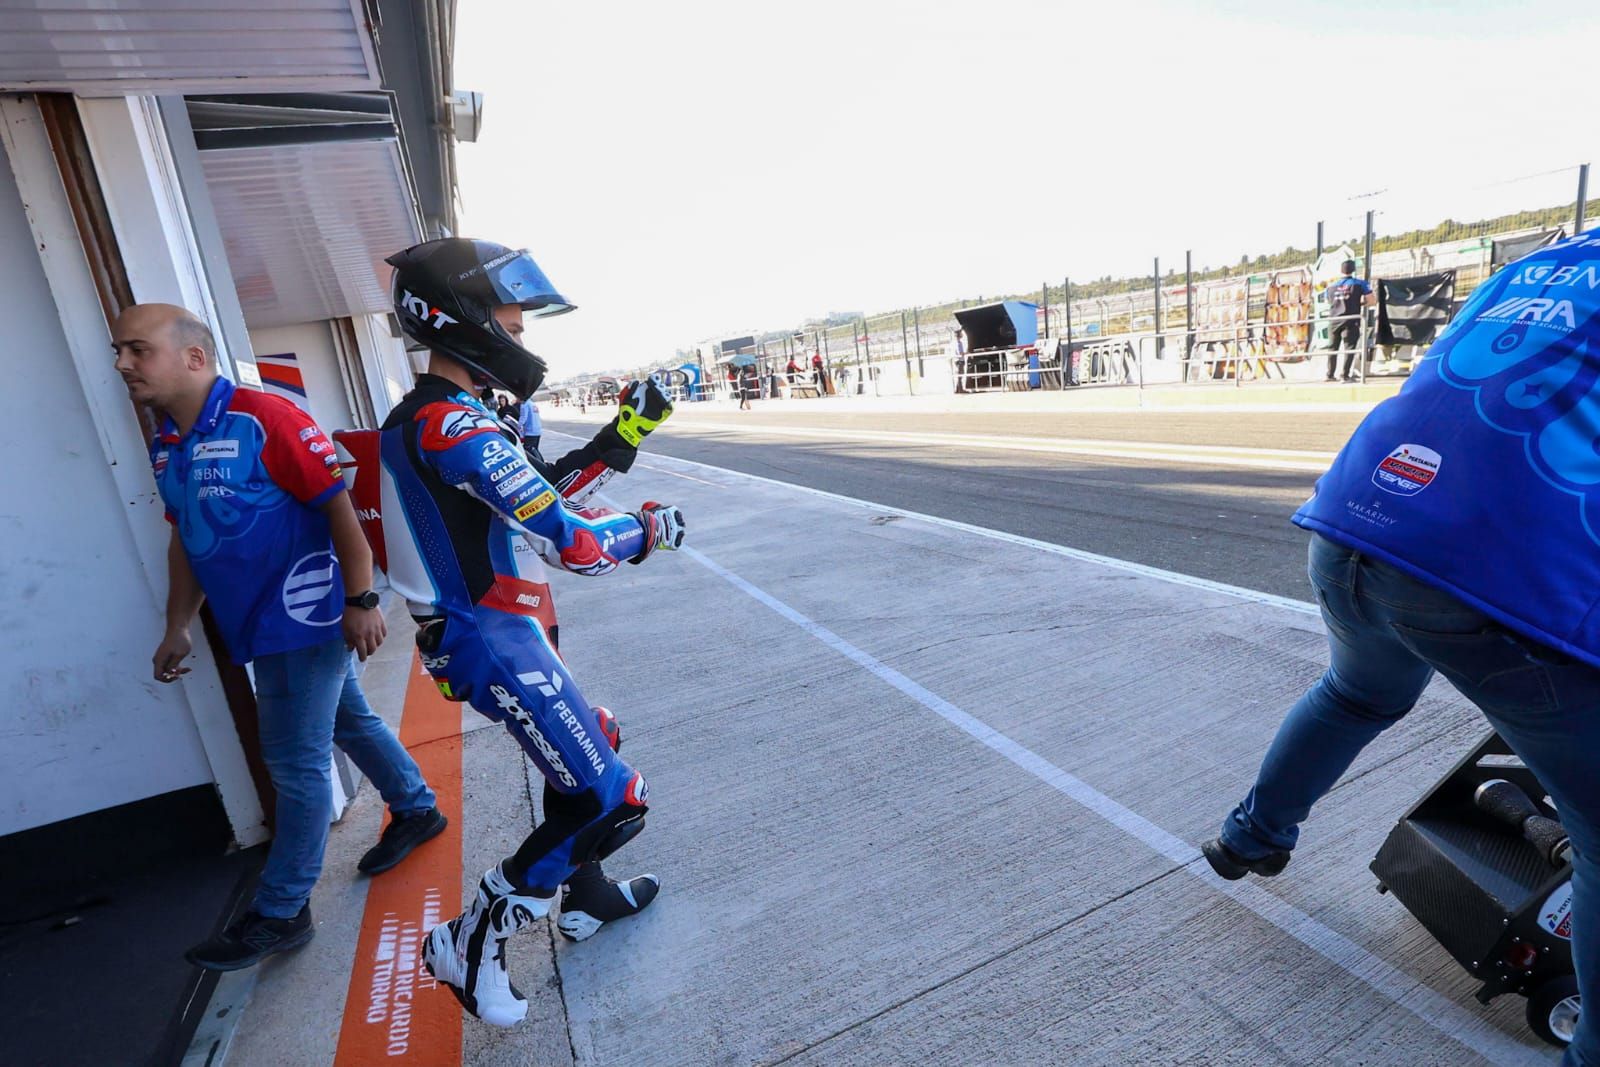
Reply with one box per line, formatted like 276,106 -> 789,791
913,306 -> 924,377
1153,257 -> 1163,361
1041,281 -> 1049,338
901,309 -> 912,390
1364,209 -> 1376,381
1364,210 -> 1375,282
858,317 -> 868,395
1578,163 -> 1590,233
1238,273 -> 1250,389
1316,220 -> 1324,259
1184,249 -> 1194,373
1063,276 -> 1073,390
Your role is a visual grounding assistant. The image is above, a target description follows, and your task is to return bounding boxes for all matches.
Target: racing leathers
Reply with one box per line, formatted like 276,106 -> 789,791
375,373 -> 677,895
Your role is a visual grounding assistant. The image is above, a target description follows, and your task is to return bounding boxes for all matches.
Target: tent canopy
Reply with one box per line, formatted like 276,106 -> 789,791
954,300 -> 1039,351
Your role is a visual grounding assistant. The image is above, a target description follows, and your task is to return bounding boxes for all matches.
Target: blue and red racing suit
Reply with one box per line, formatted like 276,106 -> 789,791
349,374 -> 658,891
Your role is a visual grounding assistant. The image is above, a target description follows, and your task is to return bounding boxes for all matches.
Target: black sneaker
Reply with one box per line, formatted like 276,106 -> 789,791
186,905 -> 314,971
1201,838 -> 1291,881
556,862 -> 659,942
359,807 -> 448,875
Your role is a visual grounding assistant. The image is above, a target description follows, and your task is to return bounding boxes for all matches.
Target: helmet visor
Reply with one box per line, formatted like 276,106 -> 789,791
485,250 -> 575,318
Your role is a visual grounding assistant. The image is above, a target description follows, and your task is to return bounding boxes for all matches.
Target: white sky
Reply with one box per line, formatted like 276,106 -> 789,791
454,0 -> 1600,376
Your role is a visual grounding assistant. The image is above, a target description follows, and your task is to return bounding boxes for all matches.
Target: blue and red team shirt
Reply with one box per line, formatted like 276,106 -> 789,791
150,376 -> 348,663
1295,229 -> 1600,668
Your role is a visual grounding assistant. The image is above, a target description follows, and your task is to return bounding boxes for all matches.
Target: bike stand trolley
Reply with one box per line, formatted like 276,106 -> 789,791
1371,730 -> 1579,1048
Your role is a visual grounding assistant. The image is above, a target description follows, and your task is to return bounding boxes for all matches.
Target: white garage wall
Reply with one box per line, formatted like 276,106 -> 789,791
0,141 -> 214,835
247,320 -> 358,434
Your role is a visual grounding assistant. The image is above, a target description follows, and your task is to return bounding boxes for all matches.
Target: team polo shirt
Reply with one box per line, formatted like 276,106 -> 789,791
151,376 -> 348,663
1294,228 -> 1600,668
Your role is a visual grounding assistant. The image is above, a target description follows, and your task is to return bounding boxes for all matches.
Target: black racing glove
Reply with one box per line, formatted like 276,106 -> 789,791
612,378 -> 674,448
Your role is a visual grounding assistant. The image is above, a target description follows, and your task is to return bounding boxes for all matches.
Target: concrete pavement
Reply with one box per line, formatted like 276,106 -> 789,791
218,443 -> 1554,1067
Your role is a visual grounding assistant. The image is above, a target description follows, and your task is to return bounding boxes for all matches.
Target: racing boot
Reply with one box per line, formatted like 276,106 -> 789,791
423,863 -> 552,1026
556,861 -> 660,943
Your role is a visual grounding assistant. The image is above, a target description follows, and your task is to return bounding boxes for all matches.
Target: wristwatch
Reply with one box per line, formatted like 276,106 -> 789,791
345,590 -> 380,611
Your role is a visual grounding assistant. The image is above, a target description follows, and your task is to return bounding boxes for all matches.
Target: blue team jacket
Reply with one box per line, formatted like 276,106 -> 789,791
1295,229 -> 1600,668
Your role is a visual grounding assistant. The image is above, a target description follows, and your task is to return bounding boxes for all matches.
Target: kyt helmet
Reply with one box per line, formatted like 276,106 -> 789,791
386,238 -> 575,399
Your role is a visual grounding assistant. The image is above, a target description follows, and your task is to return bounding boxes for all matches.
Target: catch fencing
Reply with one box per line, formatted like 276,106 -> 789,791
691,163 -> 1594,399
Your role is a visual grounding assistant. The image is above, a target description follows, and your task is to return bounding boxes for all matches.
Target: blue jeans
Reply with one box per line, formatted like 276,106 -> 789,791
253,639 -> 436,919
1220,534 -> 1599,1066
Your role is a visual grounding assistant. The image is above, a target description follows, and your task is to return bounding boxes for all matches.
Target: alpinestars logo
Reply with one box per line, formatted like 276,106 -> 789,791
399,289 -> 458,330
490,684 -> 576,787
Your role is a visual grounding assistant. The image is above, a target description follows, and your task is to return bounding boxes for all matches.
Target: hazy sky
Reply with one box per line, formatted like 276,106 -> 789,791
455,0 -> 1600,376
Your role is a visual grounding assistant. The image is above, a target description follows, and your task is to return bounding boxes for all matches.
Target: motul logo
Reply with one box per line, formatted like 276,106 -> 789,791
400,289 -> 458,329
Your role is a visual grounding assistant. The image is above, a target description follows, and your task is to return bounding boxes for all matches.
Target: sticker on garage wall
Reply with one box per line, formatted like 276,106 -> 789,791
257,352 -> 310,411
1540,881 -> 1573,940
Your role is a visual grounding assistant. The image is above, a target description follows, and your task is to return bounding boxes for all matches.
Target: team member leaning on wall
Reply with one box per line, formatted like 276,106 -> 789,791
113,303 -> 445,971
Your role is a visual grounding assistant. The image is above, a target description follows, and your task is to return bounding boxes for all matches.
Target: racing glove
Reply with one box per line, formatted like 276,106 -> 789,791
630,501 -> 686,564
612,378 -> 674,448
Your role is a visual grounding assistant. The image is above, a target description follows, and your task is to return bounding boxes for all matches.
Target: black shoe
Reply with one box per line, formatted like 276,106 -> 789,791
1201,838 -> 1291,881
186,905 -> 314,971
359,807 -> 447,875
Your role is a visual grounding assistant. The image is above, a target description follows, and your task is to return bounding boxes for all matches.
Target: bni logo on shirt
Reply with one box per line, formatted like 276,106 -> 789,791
282,551 -> 341,626
1372,444 -> 1442,497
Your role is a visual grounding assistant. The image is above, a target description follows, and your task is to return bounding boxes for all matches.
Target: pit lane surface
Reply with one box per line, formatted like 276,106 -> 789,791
546,407 -> 1367,602
221,402 -> 1554,1067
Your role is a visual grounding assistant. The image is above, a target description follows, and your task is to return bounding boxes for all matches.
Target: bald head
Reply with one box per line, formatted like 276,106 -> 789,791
113,303 -> 218,413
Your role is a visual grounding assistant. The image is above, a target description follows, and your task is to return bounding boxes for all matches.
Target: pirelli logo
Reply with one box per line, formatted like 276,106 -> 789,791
514,491 -> 556,522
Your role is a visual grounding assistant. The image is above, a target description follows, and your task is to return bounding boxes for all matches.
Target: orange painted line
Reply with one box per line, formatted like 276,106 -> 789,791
334,653 -> 463,1066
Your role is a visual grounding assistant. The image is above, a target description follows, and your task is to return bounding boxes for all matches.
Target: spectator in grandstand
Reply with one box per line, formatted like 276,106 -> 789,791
1326,260 -> 1374,381
1201,229 -> 1600,1067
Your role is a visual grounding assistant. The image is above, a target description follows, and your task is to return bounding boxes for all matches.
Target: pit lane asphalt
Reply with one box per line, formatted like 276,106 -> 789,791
545,408 -> 1367,602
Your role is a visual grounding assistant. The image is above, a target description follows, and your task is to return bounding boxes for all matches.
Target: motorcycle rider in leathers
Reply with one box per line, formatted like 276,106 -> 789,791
375,237 -> 682,1026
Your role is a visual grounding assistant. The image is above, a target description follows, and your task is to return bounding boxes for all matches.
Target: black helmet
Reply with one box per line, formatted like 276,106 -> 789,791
386,238 -> 575,399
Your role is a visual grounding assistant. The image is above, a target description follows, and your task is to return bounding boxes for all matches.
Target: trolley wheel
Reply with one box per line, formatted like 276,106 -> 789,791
1526,975 -> 1580,1048
1375,882 -> 1388,895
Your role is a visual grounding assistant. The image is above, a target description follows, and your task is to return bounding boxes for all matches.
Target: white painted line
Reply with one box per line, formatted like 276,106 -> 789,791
542,428 -> 1319,617
682,544 -> 1532,1067
672,419 -> 1339,472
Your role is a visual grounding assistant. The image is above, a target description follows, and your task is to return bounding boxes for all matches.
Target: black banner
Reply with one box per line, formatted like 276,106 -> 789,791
1378,270 -> 1456,347
1492,228 -> 1563,269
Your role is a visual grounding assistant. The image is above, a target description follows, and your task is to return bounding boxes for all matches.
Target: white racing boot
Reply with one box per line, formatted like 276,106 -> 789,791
423,863 -> 552,1026
556,861 -> 660,943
